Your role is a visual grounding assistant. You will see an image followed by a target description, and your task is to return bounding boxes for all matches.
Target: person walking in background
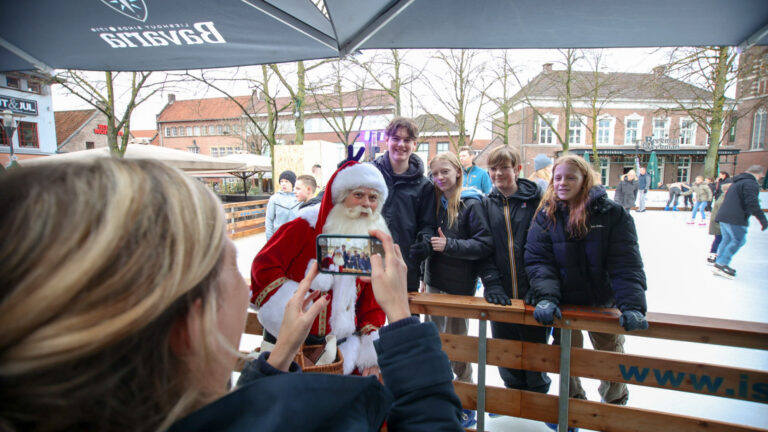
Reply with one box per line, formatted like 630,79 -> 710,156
372,117 -> 437,292
707,181 -> 732,265
712,165 -> 768,279
683,176 -> 712,225
526,155 -> 647,417
424,152 -> 493,428
636,166 -> 651,212
294,174 -> 317,205
664,181 -> 683,211
459,146 -> 492,194
479,146 -> 553,405
311,163 -> 323,192
265,170 -> 299,240
530,153 -> 554,194
614,171 -> 638,211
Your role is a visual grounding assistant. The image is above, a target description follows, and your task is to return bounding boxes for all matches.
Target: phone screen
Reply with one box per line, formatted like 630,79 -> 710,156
316,234 -> 384,276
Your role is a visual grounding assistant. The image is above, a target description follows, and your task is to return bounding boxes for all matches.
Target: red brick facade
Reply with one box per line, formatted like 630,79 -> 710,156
733,46 -> 768,176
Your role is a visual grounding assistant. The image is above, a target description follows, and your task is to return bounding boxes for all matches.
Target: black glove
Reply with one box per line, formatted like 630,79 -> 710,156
484,284 -> 511,305
408,239 -> 431,262
533,300 -> 561,325
337,144 -> 366,168
619,310 -> 648,331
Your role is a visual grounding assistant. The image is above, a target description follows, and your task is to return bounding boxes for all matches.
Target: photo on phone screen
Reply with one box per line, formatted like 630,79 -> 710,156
316,234 -> 384,276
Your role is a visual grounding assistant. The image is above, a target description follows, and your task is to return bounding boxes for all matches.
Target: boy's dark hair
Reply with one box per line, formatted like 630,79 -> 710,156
385,117 -> 419,140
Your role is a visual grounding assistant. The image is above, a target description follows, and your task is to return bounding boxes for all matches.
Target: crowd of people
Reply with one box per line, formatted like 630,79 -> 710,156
0,115 -> 764,431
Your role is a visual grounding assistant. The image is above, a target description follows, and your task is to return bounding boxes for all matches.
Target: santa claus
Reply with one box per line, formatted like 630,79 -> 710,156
251,161 -> 391,375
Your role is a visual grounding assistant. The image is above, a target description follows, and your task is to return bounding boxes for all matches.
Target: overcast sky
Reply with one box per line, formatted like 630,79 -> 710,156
52,47 -> 680,138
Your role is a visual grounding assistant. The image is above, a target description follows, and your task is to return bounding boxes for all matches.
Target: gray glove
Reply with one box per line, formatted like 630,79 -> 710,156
533,300 -> 561,325
619,310 -> 648,331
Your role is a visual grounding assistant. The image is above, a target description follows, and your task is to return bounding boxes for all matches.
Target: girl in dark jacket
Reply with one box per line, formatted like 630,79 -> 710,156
525,155 -> 648,408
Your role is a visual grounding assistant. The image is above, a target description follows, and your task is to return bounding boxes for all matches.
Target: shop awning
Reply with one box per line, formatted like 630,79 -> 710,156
568,148 -> 741,156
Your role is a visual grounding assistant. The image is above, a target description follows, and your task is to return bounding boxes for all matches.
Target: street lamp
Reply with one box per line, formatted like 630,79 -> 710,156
2,110 -> 18,168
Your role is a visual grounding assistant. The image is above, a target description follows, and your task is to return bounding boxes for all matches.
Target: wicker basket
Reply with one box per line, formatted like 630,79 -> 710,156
295,344 -> 344,374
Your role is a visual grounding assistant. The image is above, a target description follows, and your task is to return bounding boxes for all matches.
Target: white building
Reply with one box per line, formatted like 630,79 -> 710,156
0,72 -> 57,166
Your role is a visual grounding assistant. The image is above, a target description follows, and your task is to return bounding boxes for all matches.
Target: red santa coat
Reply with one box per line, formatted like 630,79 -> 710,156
251,204 -> 385,374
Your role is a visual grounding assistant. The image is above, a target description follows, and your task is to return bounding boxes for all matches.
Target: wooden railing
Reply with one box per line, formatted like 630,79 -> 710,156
239,293 -> 768,432
224,199 -> 268,239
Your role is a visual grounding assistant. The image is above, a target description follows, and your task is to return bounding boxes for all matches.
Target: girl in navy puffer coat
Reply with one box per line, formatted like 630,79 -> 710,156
525,155 -> 648,407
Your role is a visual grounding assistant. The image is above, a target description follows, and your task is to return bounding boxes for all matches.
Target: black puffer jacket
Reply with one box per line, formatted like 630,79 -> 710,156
425,191 -> 493,295
524,186 -> 647,313
372,153 -> 437,291
478,178 -> 541,301
715,173 -> 768,229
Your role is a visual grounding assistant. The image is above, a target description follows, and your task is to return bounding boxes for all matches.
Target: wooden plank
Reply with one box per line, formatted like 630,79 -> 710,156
223,199 -> 268,209
229,226 -> 265,239
229,208 -> 266,219
409,292 -> 525,323
228,217 -> 265,230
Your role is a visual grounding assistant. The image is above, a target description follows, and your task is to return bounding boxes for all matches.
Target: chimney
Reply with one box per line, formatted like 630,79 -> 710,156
542,63 -> 553,73
652,65 -> 666,77
167,93 -> 176,104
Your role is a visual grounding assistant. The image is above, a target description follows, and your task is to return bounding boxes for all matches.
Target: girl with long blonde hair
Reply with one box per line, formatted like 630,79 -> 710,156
525,155 -> 648,413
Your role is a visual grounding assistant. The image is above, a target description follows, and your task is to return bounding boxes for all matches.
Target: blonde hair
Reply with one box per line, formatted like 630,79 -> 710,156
0,158 -> 227,431
530,167 -> 552,185
430,152 -> 463,229
537,155 -> 597,239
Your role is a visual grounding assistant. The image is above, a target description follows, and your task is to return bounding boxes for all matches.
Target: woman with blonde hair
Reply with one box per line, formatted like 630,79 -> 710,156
525,155 -> 648,420
0,158 -> 463,431
425,152 -> 492,428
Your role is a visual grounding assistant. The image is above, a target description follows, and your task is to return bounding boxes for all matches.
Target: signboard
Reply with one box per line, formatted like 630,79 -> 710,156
94,124 -> 123,136
0,95 -> 38,116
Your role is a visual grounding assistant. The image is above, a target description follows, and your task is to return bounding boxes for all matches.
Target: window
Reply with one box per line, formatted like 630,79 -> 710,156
18,121 -> 39,148
729,119 -> 737,142
171,127 -> 178,137
568,116 -> 584,145
223,125 -> 230,135
0,120 -> 8,145
194,126 -> 200,136
539,115 -> 556,144
676,157 -> 691,183
179,127 -> 185,137
759,77 -> 768,95
752,108 -> 767,150
599,158 -> 610,186
679,119 -> 696,145
186,127 -> 192,136
165,127 -> 171,137
217,125 -> 223,135
188,146 -> 199,154
207,125 -> 214,135
85,141 -> 95,150
437,142 -> 449,153
27,82 -> 41,93
6,77 -> 19,89
597,118 -> 613,145
652,118 -> 669,140
227,147 -> 235,155
624,116 -> 643,145
233,125 -> 240,134
211,147 -> 219,157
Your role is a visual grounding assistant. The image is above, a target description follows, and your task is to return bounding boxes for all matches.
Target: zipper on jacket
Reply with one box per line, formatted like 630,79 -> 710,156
503,198 -> 519,299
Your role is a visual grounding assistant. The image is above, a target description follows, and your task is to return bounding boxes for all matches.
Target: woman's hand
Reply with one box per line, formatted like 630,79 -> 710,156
368,229 -> 410,323
430,227 -> 447,252
267,263 -> 330,372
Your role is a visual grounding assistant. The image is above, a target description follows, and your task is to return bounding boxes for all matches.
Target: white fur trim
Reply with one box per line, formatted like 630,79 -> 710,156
310,272 -> 334,292
338,335 -> 360,375
328,276 -> 357,339
298,204 -> 320,228
356,330 -> 379,370
331,163 -> 388,204
257,280 -> 299,337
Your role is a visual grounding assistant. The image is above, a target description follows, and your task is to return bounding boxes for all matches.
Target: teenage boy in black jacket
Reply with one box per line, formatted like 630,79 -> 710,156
478,146 -> 551,394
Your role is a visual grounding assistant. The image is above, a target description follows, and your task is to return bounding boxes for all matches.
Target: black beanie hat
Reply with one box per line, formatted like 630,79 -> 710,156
279,170 -> 297,187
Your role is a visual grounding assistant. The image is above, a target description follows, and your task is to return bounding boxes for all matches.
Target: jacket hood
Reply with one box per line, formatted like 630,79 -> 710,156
460,187 -> 483,200
373,152 -> 426,182
732,172 -> 757,184
490,177 -> 540,201
587,184 -> 608,205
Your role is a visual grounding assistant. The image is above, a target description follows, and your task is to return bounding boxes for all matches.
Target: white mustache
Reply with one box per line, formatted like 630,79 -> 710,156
344,205 -> 372,218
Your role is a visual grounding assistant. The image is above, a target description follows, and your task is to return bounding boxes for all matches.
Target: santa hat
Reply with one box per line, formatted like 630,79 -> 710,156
315,161 -> 388,232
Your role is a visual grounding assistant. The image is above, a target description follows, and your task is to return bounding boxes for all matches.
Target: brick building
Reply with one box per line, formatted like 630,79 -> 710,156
492,64 -> 739,186
1,71 -> 57,166
733,46 -> 768,177
55,109 -> 125,152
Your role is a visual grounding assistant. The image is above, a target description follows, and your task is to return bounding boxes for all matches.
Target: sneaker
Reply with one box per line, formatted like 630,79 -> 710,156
713,263 -> 736,279
545,422 -> 579,432
461,409 -> 477,428
664,206 -> 670,211
706,254 -> 717,266
673,207 -> 679,211
686,220 -> 695,224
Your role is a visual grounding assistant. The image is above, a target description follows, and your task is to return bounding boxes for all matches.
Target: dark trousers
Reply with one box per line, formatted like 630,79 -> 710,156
666,188 -> 680,207
710,234 -> 722,254
491,321 -> 551,393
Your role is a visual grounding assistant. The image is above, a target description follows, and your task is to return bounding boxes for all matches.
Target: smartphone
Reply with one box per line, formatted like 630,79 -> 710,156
316,234 -> 384,276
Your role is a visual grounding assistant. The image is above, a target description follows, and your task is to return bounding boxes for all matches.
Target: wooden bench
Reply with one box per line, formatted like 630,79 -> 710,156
224,200 -> 268,239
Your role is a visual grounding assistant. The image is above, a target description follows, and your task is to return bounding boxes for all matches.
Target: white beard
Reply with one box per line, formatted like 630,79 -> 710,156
333,253 -> 345,266
322,204 -> 391,236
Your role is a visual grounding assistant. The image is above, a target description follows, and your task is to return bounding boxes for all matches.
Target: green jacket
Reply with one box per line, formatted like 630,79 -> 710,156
682,182 -> 712,202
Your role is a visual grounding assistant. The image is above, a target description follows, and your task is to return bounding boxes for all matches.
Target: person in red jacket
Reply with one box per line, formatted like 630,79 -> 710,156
251,161 -> 391,375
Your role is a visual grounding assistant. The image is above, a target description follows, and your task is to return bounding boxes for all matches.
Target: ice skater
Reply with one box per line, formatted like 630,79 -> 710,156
707,181 -> 731,265
683,176 -> 712,225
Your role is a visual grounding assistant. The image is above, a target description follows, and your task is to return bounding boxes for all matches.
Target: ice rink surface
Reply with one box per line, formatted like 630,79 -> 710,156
235,209 -> 768,431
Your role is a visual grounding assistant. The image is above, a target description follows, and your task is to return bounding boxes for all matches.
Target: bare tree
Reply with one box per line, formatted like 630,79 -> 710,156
421,49 -> 488,151
355,49 -> 424,117
53,71 -> 161,156
656,46 -> 744,177
485,50 -> 524,145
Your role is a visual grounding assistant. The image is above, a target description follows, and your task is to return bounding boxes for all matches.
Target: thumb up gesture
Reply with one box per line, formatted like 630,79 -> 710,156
430,227 -> 448,252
